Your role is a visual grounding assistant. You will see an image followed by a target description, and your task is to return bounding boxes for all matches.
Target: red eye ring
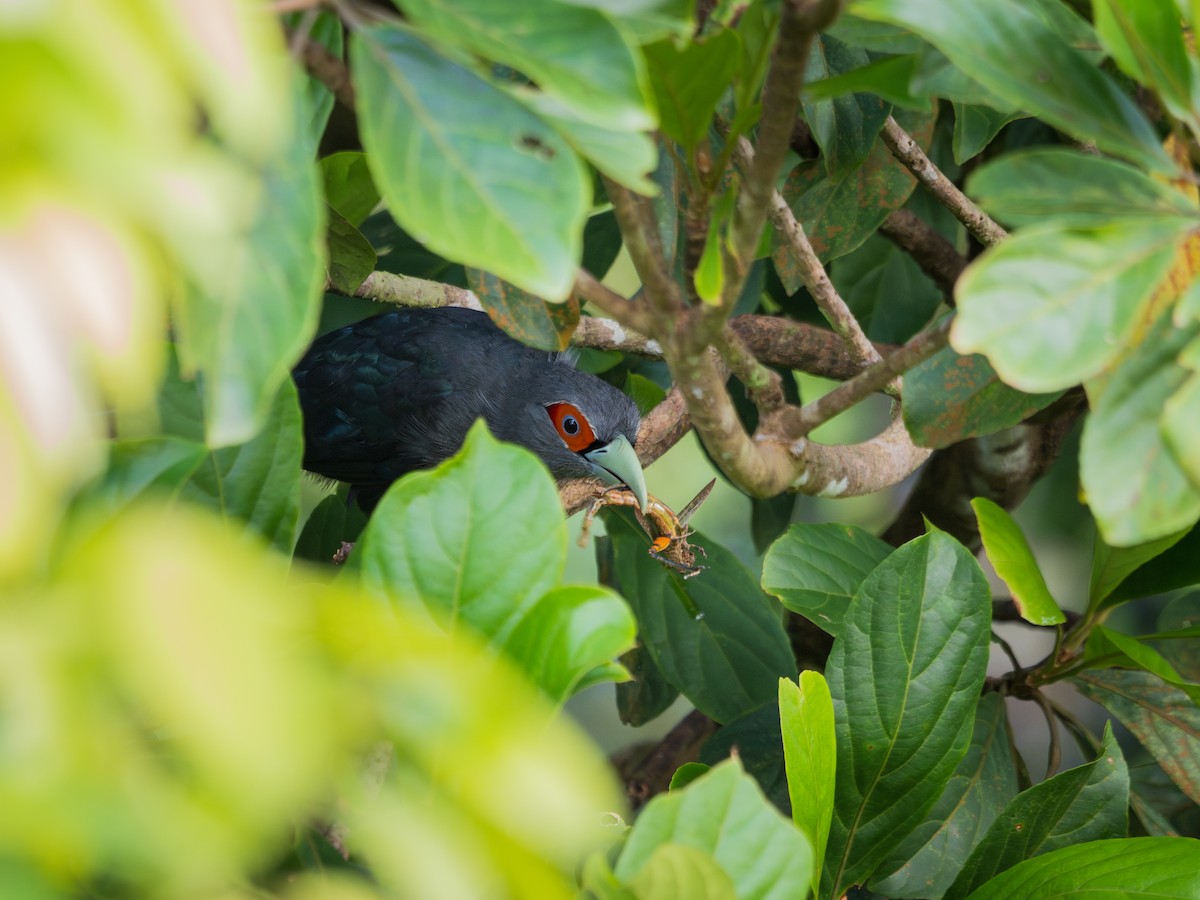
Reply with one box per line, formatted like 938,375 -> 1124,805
546,402 -> 596,452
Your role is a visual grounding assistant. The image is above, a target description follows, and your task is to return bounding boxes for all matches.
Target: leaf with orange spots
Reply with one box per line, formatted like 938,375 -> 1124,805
903,345 -> 1063,448
466,268 -> 580,351
772,107 -> 935,291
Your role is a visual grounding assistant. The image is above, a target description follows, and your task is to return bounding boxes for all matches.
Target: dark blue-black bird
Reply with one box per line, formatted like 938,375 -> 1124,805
293,307 -> 646,512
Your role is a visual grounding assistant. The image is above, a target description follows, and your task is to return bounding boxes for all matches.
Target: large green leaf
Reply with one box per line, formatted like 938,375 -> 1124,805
699,704 -> 789,814
780,673 -> 836,898
804,54 -> 926,110
615,642 -> 679,727
1103,522 -> 1200,604
966,148 -> 1199,228
829,234 -> 942,343
1164,367 -> 1200,492
1081,318 -> 1200,545
1088,527 -> 1190,610
613,760 -> 813,900
972,498 -> 1065,626
1094,0 -> 1196,130
872,693 -> 1018,899
945,726 -> 1129,899
1075,669 -> 1200,806
499,584 -> 636,703
358,423 -> 635,698
627,845 -> 737,900
148,371 -> 305,552
823,528 -> 992,898
644,28 -> 740,151
903,347 -> 1063,449
962,837 -> 1200,900
802,34 -> 891,178
851,0 -> 1174,173
604,509 -> 796,725
761,523 -> 892,636
172,80 -> 325,447
951,103 -> 1023,164
397,0 -> 653,132
1085,626 -> 1200,703
82,437 -> 207,511
952,221 -> 1187,393
351,26 -> 589,299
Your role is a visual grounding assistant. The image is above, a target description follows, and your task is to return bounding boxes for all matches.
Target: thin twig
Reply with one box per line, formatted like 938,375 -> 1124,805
733,135 -> 881,369
574,269 -> 653,335
797,315 -> 952,433
602,177 -> 684,321
992,630 -> 1022,672
296,30 -> 356,109
1032,690 -> 1063,778
880,117 -> 1007,247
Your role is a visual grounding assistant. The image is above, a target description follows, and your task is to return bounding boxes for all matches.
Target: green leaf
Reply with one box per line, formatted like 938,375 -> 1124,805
351,26 -> 589,299
465,268 -> 580,351
82,437 -> 206,510
293,491 -> 367,566
952,221 -> 1187,393
398,0 -> 653,132
1104,523 -> 1200,604
904,347 -> 1063,449
804,54 -> 926,110
773,106 -> 934,282
780,673 -> 835,898
761,522 -> 892,636
830,233 -> 942,344
700,704 -> 789,814
972,497 -> 1065,626
614,760 -> 813,900
359,423 -> 634,696
320,151 -> 381,227
523,92 -> 659,195
499,584 -> 636,702
802,35 -> 892,178
1075,669 -> 1200,805
962,837 -> 1200,900
1088,527 -> 1190,609
952,103 -> 1023,164
872,693 -> 1019,899
1085,627 -> 1200,703
290,10 -> 343,148
694,219 -> 725,304
852,0 -> 1174,173
150,374 -> 305,552
945,726 -> 1129,899
1156,592 -> 1200,682
325,205 -> 376,295
355,423 -> 558,618
616,641 -> 680,726
966,148 -> 1200,227
670,762 -> 711,792
605,509 -> 796,725
628,844 -> 737,900
1081,318 -> 1200,546
172,79 -> 325,447
1164,368 -> 1200,492
823,528 -> 992,898
644,29 -> 740,150
1094,0 -> 1196,130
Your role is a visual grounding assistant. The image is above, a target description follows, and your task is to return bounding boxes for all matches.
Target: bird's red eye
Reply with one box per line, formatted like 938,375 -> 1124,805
546,402 -> 596,452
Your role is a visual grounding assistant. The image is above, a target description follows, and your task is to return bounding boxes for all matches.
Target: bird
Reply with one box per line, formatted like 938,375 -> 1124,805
293,307 -> 647,513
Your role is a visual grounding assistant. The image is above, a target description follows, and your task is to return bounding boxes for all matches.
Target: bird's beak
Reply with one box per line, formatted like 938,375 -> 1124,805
583,434 -> 648,512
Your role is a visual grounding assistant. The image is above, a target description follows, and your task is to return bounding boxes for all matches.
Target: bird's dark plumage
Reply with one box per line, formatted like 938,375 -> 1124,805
293,308 -> 645,510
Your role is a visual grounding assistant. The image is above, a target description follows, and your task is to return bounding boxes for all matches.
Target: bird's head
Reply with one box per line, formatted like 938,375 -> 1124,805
499,364 -> 646,511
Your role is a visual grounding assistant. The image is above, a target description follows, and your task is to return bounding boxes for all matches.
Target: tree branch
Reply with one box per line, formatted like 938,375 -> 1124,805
797,315 -> 952,433
880,116 -> 1007,247
734,135 -> 880,368
295,31 -> 356,110
880,207 -> 967,301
